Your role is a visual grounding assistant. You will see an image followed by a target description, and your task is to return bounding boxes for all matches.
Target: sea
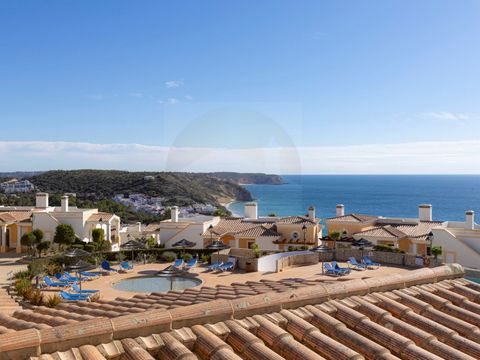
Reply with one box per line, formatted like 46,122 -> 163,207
227,175 -> 480,222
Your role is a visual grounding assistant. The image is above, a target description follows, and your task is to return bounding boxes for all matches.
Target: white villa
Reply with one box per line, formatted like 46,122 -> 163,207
0,179 -> 35,194
0,193 -> 121,253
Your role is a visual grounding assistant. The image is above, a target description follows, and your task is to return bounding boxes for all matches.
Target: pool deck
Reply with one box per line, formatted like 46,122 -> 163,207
44,261 -> 412,300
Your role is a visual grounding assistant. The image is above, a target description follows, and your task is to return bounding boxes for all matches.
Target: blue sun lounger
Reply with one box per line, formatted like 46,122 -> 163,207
120,261 -> 133,271
185,258 -> 197,270
173,259 -> 184,268
59,291 -> 91,301
44,276 -> 69,288
207,261 -> 223,270
101,260 -> 118,272
72,283 -> 99,294
332,261 -> 351,275
362,256 -> 381,268
323,263 -> 341,276
348,257 -> 367,270
219,262 -> 234,272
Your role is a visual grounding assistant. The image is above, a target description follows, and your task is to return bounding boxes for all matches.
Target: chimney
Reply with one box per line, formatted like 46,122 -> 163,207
61,195 -> 69,212
336,204 -> 345,217
171,206 -> 179,222
419,204 -> 432,221
137,222 -> 142,232
244,202 -> 258,220
35,192 -> 49,208
466,210 -> 475,230
308,206 -> 315,221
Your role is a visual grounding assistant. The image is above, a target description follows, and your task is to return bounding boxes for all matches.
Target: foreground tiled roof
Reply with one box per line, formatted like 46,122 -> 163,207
326,213 -> 379,223
1,264 -> 479,360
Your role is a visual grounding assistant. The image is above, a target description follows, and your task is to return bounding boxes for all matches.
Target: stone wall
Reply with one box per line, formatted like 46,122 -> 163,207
276,252 -> 318,272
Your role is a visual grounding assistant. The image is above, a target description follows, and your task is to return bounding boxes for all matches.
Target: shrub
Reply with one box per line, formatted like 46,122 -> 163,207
182,253 -> 193,262
250,243 -> 261,258
84,244 -> 96,253
373,244 -> 405,253
162,251 -> 177,262
27,289 -> 44,306
45,262 -> 62,276
28,259 -> 47,277
431,246 -> 443,259
91,228 -> 105,243
70,244 -> 84,250
14,278 -> 32,297
36,241 -> 50,257
148,253 -> 157,263
14,270 -> 33,280
53,224 -> 76,249
45,294 -> 62,308
200,254 -> 210,264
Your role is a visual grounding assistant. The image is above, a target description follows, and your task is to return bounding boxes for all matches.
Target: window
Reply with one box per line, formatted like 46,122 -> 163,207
291,231 -> 300,241
247,241 -> 255,249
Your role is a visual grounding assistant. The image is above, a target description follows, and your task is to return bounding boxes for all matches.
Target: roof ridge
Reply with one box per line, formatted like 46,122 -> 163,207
0,265 -> 465,357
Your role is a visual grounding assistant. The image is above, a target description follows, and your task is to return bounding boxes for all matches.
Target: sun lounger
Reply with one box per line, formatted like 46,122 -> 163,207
80,271 -> 102,278
332,261 -> 351,275
43,276 -> 69,288
323,263 -> 341,276
120,261 -> 133,271
362,256 -> 381,269
219,262 -> 234,272
101,260 -> 118,272
59,291 -> 91,301
348,257 -> 367,271
207,261 -> 223,270
72,283 -> 99,294
64,272 -> 84,282
185,258 -> 197,270
173,259 -> 184,268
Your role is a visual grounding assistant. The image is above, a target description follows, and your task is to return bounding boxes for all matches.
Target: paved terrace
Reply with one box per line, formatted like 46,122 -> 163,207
73,261 -> 411,300
0,264 -> 479,359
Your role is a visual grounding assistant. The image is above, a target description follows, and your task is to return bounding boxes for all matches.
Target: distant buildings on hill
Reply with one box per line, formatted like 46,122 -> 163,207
0,179 -> 35,194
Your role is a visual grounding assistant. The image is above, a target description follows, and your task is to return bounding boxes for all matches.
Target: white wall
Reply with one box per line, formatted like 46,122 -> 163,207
432,228 -> 480,269
257,250 -> 311,272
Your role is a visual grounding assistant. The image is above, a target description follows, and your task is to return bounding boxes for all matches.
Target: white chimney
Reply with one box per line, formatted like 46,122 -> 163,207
466,210 -> 475,230
61,195 -> 69,212
419,204 -> 432,221
137,222 -> 142,232
35,192 -> 49,208
336,204 -> 345,217
244,202 -> 258,220
171,206 -> 179,222
308,206 -> 315,221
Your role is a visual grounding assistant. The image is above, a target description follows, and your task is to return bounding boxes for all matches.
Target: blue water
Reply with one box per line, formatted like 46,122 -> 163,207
112,276 -> 202,293
228,175 -> 480,222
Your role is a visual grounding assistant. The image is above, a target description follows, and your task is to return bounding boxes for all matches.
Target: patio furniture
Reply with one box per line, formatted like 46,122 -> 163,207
80,271 -> 102,278
173,259 -> 184,268
120,261 -> 133,271
101,260 -> 118,272
332,261 -> 351,275
185,258 -> 198,270
207,261 -> 223,271
219,262 -> 235,272
44,276 -> 69,288
71,283 -> 99,294
362,256 -> 381,269
348,257 -> 367,271
54,272 -> 80,283
323,263 -> 342,276
59,291 -> 91,301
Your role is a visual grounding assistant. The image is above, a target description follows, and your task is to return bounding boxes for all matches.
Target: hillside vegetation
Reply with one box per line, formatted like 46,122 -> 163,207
28,170 -> 255,206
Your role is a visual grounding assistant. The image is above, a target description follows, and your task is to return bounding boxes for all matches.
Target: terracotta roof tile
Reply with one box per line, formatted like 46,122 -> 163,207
87,212 -> 114,222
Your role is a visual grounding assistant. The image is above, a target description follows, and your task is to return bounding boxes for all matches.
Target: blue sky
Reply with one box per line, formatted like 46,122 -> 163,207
1,1 -> 480,173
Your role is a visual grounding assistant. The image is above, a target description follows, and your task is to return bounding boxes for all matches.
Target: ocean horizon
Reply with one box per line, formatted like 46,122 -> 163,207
227,175 -> 480,222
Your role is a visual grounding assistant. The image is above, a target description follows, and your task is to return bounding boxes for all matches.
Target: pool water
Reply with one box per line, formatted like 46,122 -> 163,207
113,276 -> 202,293
466,277 -> 480,284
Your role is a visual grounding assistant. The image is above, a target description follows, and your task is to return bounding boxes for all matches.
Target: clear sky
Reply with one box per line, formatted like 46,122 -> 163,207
1,1 -> 480,173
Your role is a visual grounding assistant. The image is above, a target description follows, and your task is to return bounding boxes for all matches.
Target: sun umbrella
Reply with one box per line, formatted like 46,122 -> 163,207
63,248 -> 91,258
310,244 -> 333,274
352,238 -> 374,258
64,260 -> 96,291
120,239 -> 145,265
171,238 -> 196,259
157,265 -> 183,291
207,240 -> 230,264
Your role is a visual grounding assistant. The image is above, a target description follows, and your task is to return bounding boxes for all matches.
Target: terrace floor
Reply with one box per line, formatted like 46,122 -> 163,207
49,261 -> 411,301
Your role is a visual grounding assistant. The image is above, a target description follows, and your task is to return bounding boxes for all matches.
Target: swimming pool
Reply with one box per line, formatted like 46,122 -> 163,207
112,275 -> 202,293
466,277 -> 480,284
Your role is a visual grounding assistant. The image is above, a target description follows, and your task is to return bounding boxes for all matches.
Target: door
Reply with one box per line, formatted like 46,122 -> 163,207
5,228 -> 10,248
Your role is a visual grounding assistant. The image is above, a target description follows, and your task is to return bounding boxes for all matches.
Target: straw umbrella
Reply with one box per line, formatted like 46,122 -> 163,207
171,239 -> 196,260
207,240 -> 230,263
157,265 -> 183,291
64,260 -> 95,291
351,238 -> 374,259
310,244 -> 333,275
120,239 -> 145,266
